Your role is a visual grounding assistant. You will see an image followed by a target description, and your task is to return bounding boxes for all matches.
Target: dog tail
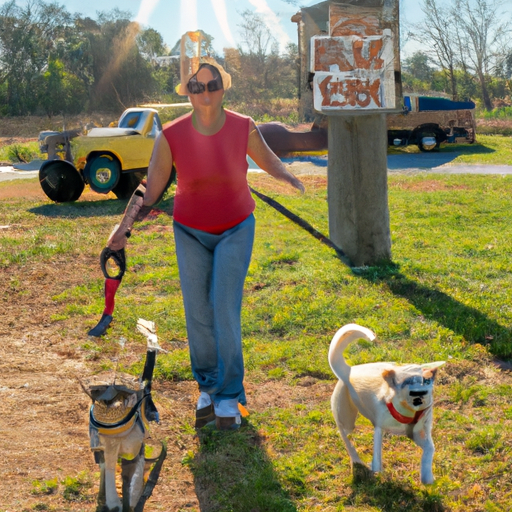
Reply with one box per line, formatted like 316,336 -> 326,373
328,324 -> 376,380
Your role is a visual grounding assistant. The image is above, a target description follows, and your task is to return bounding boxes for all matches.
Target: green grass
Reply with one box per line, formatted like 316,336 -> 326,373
2,172 -> 512,510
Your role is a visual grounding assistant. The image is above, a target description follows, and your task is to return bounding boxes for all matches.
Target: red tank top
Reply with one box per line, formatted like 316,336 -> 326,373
163,109 -> 255,234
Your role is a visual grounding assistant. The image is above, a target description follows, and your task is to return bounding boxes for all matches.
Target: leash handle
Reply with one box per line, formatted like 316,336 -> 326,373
100,247 -> 126,280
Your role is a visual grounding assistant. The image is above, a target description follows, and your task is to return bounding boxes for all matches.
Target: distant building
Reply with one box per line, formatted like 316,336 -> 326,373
151,55 -> 180,67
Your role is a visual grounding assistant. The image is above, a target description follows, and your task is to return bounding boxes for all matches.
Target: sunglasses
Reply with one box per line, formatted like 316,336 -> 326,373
187,76 -> 223,94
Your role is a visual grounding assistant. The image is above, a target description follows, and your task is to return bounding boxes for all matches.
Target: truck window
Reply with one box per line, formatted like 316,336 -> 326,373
119,112 -> 142,129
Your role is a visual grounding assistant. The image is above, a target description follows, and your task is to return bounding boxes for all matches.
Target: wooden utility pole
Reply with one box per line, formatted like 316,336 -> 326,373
328,114 -> 391,266
308,0 -> 400,266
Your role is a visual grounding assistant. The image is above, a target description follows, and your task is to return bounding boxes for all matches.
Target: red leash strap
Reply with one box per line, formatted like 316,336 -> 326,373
103,278 -> 121,316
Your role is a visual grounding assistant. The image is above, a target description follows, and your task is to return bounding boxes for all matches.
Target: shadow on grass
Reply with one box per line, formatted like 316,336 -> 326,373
250,190 -> 512,359
348,464 -> 446,512
29,196 -> 174,219
354,263 -> 512,360
190,423 -> 298,512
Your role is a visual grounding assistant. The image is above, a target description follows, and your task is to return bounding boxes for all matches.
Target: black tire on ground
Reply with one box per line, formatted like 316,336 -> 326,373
39,160 -> 85,203
112,172 -> 144,199
83,154 -> 121,194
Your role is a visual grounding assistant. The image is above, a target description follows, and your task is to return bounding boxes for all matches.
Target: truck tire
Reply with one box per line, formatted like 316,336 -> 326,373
39,160 -> 85,203
84,154 -> 121,194
112,172 -> 144,199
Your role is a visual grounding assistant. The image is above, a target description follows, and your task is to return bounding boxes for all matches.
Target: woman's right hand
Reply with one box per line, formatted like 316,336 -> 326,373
107,225 -> 129,251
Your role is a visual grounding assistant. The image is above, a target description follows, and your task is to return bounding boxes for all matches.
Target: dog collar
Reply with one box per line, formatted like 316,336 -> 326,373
386,402 -> 429,424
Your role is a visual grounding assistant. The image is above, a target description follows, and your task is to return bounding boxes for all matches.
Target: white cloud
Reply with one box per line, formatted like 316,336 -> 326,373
248,0 -> 292,50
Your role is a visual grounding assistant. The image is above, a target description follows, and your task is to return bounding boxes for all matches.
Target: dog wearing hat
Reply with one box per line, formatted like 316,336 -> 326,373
82,320 -> 166,512
328,324 -> 445,484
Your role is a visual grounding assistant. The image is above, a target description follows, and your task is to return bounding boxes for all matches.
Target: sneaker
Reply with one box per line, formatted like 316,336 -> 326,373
214,398 -> 242,430
195,392 -> 215,428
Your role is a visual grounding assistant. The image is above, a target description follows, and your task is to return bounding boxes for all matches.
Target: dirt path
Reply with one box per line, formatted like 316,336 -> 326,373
0,257 -> 209,511
0,179 -> 203,510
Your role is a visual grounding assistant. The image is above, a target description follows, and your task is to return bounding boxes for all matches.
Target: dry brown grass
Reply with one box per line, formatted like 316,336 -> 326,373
0,112 -> 121,137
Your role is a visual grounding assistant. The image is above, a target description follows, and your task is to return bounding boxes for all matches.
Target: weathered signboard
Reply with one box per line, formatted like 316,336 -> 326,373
311,3 -> 399,114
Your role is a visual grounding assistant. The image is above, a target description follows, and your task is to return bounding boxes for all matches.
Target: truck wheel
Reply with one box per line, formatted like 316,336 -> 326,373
39,160 -> 85,203
84,155 -> 121,194
417,132 -> 440,152
112,172 -> 143,199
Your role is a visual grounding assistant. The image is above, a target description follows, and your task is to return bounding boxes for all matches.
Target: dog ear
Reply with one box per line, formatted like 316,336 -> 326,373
422,368 -> 436,380
382,369 -> 397,387
421,361 -> 446,381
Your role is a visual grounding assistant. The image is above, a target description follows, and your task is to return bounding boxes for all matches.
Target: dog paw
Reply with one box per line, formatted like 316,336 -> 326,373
421,476 -> 434,485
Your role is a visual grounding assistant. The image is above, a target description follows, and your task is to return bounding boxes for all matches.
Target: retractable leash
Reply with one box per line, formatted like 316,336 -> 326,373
88,183 -> 148,337
87,171 -> 176,338
87,246 -> 127,337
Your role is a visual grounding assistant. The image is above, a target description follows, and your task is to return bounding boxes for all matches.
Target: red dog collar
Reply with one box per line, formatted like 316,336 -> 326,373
386,402 -> 429,424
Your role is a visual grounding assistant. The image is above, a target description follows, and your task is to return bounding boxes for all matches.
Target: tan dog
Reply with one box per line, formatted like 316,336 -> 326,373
83,320 -> 166,512
328,324 -> 445,484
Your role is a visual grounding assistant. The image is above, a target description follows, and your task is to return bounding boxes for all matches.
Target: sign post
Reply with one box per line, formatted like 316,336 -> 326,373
310,1 -> 400,266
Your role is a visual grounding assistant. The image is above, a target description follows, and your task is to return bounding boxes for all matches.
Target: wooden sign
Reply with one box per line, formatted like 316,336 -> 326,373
311,3 -> 399,114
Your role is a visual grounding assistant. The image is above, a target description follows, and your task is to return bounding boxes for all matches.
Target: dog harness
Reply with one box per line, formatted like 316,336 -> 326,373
88,350 -> 159,458
386,402 -> 430,424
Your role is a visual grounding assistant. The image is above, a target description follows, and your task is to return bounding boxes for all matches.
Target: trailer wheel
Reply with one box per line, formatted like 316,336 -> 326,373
417,131 -> 441,152
84,155 -> 121,194
39,160 -> 85,203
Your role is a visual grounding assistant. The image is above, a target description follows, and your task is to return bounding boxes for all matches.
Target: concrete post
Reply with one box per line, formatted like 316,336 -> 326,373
327,113 -> 392,266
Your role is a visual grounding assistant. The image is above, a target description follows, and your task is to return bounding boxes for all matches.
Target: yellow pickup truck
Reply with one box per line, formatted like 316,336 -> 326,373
39,108 -> 163,202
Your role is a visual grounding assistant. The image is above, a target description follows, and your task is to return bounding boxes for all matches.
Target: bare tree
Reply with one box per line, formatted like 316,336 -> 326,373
452,0 -> 511,110
414,0 -> 511,107
413,0 -> 459,99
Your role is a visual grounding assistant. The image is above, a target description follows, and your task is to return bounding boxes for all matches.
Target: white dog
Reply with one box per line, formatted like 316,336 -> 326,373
328,324 -> 445,484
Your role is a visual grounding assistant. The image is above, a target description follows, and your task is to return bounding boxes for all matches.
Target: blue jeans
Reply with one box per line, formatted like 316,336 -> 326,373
173,214 -> 255,403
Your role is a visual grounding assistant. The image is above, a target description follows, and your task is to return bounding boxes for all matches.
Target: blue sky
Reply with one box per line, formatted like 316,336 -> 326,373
10,0 -> 421,55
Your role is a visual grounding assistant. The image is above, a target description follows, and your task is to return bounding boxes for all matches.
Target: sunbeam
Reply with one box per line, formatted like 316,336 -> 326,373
180,0 -> 198,34
211,0 -> 236,47
135,0 -> 161,25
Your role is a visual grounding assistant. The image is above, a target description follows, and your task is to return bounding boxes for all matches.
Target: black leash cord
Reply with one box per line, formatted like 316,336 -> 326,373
248,186 -> 352,266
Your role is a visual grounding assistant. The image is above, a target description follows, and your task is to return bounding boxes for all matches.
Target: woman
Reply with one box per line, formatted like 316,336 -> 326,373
111,61 -> 304,430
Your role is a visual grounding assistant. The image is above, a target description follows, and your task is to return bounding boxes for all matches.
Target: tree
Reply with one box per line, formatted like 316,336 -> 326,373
86,11 -> 157,110
137,27 -> 166,61
414,0 -> 512,108
0,0 -> 73,114
403,52 -> 434,83
413,0 -> 459,99
452,0 -> 511,110
40,58 -> 87,117
226,10 -> 297,102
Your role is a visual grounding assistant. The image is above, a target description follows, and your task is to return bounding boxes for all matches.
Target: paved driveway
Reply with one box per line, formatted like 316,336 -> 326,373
387,152 -> 512,174
2,153 -> 512,183
0,166 -> 38,182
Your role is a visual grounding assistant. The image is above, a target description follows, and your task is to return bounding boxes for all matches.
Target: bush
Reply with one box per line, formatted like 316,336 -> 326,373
5,143 -> 39,163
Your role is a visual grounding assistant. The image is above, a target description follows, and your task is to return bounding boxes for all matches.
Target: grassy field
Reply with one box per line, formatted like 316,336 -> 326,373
2,171 -> 512,511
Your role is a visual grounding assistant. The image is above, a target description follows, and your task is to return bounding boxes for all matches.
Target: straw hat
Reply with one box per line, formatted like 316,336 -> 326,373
175,56 -> 232,96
